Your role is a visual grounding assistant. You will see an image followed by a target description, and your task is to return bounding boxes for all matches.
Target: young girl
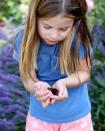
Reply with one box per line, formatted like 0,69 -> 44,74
13,0 -> 94,130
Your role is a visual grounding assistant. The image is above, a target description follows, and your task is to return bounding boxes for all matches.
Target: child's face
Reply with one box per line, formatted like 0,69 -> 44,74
37,14 -> 74,45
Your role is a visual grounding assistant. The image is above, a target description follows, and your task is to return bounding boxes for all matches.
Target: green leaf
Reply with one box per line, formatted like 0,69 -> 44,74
95,76 -> 105,87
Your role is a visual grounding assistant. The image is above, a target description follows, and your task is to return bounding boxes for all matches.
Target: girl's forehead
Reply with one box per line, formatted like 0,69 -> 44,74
38,14 -> 74,27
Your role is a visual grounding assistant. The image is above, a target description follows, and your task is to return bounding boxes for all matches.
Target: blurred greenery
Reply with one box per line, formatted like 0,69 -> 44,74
88,1 -> 105,131
88,0 -> 105,27
0,0 -> 29,24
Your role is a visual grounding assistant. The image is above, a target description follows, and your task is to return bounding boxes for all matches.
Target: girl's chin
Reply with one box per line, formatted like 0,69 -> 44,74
45,39 -> 58,45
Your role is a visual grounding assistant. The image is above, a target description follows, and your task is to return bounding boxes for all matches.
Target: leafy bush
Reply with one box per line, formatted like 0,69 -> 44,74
0,0 -> 29,24
0,44 -> 29,131
87,1 -> 105,130
89,24 -> 105,131
88,0 -> 105,27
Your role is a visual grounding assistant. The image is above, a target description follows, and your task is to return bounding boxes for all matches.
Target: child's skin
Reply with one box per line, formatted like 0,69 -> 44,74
21,14 -> 90,108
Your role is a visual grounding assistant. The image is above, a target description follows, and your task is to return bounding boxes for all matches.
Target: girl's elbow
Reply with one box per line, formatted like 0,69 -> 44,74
85,71 -> 91,81
81,71 -> 90,82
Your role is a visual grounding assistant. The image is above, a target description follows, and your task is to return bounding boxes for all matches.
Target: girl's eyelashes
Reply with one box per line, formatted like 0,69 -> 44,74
43,25 -> 69,31
44,25 -> 68,31
59,28 -> 68,31
44,25 -> 52,29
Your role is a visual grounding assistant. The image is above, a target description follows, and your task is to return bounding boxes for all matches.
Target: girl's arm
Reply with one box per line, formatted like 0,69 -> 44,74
20,75 -> 39,94
62,57 -> 91,88
49,57 -> 91,105
20,69 -> 40,94
20,72 -> 55,108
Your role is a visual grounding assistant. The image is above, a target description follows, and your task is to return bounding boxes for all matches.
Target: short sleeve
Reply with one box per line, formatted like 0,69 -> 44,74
12,31 -> 23,61
79,42 -> 85,59
72,33 -> 86,59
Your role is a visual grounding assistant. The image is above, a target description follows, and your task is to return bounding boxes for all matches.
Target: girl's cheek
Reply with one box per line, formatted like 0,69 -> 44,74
60,32 -> 70,40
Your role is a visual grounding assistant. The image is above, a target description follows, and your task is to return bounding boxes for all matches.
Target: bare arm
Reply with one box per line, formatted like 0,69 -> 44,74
20,71 -> 39,94
20,77 -> 39,94
49,57 -> 91,105
20,73 -> 54,108
22,79 -> 35,94
62,57 -> 91,88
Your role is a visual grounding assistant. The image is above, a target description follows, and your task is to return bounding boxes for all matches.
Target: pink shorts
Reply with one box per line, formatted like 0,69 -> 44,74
25,112 -> 94,131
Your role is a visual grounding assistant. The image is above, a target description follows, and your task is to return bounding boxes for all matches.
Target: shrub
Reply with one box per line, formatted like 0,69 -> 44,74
0,44 -> 29,131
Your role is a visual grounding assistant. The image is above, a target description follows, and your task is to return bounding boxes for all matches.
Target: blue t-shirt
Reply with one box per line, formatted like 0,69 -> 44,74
12,31 -> 91,123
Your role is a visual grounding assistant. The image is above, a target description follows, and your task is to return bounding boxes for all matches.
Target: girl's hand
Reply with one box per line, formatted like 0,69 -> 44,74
34,81 -> 53,107
50,79 -> 68,104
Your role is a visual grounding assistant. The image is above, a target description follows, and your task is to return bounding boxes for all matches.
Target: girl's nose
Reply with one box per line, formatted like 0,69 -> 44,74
50,30 -> 58,40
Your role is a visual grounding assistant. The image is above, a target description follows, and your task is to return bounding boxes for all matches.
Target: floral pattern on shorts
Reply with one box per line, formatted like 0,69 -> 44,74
25,112 -> 94,131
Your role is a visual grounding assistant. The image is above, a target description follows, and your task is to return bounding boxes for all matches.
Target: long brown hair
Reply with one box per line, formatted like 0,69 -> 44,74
19,0 -> 92,82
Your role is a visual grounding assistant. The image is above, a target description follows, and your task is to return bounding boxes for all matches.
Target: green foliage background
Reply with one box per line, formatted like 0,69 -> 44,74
0,0 -> 29,24
88,0 -> 105,130
88,0 -> 105,27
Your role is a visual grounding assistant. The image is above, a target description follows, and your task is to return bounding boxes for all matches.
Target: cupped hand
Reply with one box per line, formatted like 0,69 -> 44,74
34,81 -> 53,107
50,79 -> 68,104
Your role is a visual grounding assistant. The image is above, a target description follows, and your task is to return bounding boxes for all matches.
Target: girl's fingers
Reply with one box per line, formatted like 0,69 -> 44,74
58,88 -> 65,100
64,89 -> 68,99
37,92 -> 52,101
58,90 -> 64,98
51,85 -> 65,100
36,89 -> 51,97
50,95 -> 60,100
44,99 -> 51,107
49,95 -> 60,105
60,89 -> 68,101
42,102 -> 46,107
42,99 -> 50,108
51,89 -> 68,101
50,99 -> 56,105
35,83 -> 43,89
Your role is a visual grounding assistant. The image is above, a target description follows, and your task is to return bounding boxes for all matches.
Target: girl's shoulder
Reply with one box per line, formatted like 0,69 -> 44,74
13,25 -> 24,52
12,25 -> 24,61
